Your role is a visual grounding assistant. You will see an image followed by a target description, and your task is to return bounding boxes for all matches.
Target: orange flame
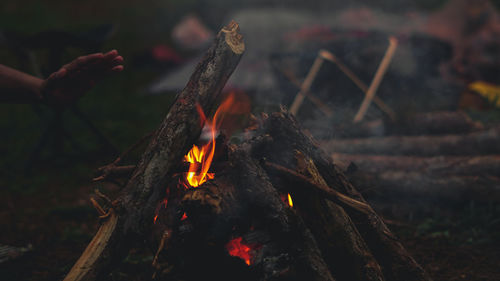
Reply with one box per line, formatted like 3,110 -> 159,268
183,93 -> 237,188
225,237 -> 252,265
287,193 -> 293,207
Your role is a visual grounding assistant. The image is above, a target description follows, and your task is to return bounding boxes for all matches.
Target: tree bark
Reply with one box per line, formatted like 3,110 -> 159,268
64,20 -> 245,281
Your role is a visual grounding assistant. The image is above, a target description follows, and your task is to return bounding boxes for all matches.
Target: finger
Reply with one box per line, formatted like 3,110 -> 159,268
87,55 -> 123,74
47,71 -> 58,81
112,55 -> 124,64
55,68 -> 67,79
103,50 -> 119,61
106,56 -> 124,69
81,53 -> 105,63
66,53 -> 105,72
111,65 -> 124,72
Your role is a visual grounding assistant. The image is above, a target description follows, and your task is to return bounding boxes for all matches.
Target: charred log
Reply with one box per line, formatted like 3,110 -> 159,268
64,20 -> 245,281
153,147 -> 335,281
249,110 -> 430,281
263,155 -> 385,281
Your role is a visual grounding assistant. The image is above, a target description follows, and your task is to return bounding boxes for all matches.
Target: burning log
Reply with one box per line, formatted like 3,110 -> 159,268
262,156 -> 385,281
64,20 -> 245,281
247,110 -> 430,281
65,21 -> 428,281
321,125 -> 500,156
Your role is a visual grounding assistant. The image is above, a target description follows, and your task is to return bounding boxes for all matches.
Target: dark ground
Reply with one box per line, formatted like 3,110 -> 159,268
1,0 -> 500,280
1,169 -> 499,281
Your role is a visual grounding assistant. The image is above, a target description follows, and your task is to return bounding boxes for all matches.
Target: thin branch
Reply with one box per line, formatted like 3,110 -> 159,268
353,37 -> 398,123
263,161 -> 373,215
277,65 -> 334,117
319,49 -> 396,121
289,55 -> 324,115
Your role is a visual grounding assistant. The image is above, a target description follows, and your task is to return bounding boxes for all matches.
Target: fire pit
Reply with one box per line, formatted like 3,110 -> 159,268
63,21 -> 429,281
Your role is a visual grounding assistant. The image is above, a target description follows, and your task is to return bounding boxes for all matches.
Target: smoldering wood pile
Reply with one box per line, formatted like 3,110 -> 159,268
62,21 -> 430,281
321,111 -> 500,216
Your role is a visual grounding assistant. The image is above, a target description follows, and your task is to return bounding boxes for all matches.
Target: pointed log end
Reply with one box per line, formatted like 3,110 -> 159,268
221,20 -> 245,54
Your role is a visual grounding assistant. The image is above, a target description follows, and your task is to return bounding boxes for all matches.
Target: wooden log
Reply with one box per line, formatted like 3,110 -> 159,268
321,125 -> 500,156
388,111 -> 484,136
64,20 -> 245,281
332,153 -> 500,177
252,109 -> 430,281
332,153 -> 500,204
348,169 -> 500,204
228,147 -> 336,281
339,111 -> 483,138
157,147 -> 336,281
262,152 -> 385,281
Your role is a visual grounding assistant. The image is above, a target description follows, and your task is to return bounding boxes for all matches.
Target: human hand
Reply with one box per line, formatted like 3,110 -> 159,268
41,50 -> 123,106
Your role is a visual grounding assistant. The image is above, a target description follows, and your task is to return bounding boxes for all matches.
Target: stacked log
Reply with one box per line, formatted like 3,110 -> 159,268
321,115 -> 500,216
62,21 -> 430,281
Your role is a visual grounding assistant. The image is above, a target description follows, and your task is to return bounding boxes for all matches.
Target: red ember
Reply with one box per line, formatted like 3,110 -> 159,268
225,237 -> 252,266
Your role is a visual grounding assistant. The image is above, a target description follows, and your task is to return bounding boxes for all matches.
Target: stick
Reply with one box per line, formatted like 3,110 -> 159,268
319,50 -> 396,120
279,66 -> 334,117
263,161 -> 373,215
353,37 -> 398,123
93,165 -> 136,182
289,55 -> 324,115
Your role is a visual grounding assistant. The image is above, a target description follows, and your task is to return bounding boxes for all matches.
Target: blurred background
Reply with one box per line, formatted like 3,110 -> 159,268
1,0 -> 500,280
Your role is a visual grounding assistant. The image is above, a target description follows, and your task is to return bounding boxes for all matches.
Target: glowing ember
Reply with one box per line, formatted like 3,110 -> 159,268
287,193 -> 294,207
181,212 -> 188,221
225,237 -> 252,265
183,93 -> 236,188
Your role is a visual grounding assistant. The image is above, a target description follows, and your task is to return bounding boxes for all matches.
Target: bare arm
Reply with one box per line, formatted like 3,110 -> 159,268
0,64 -> 44,103
0,50 -> 123,105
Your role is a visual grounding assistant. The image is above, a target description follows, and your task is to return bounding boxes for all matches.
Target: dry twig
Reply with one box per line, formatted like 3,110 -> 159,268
353,37 -> 398,123
263,161 -> 373,215
289,55 -> 325,115
319,49 -> 396,120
